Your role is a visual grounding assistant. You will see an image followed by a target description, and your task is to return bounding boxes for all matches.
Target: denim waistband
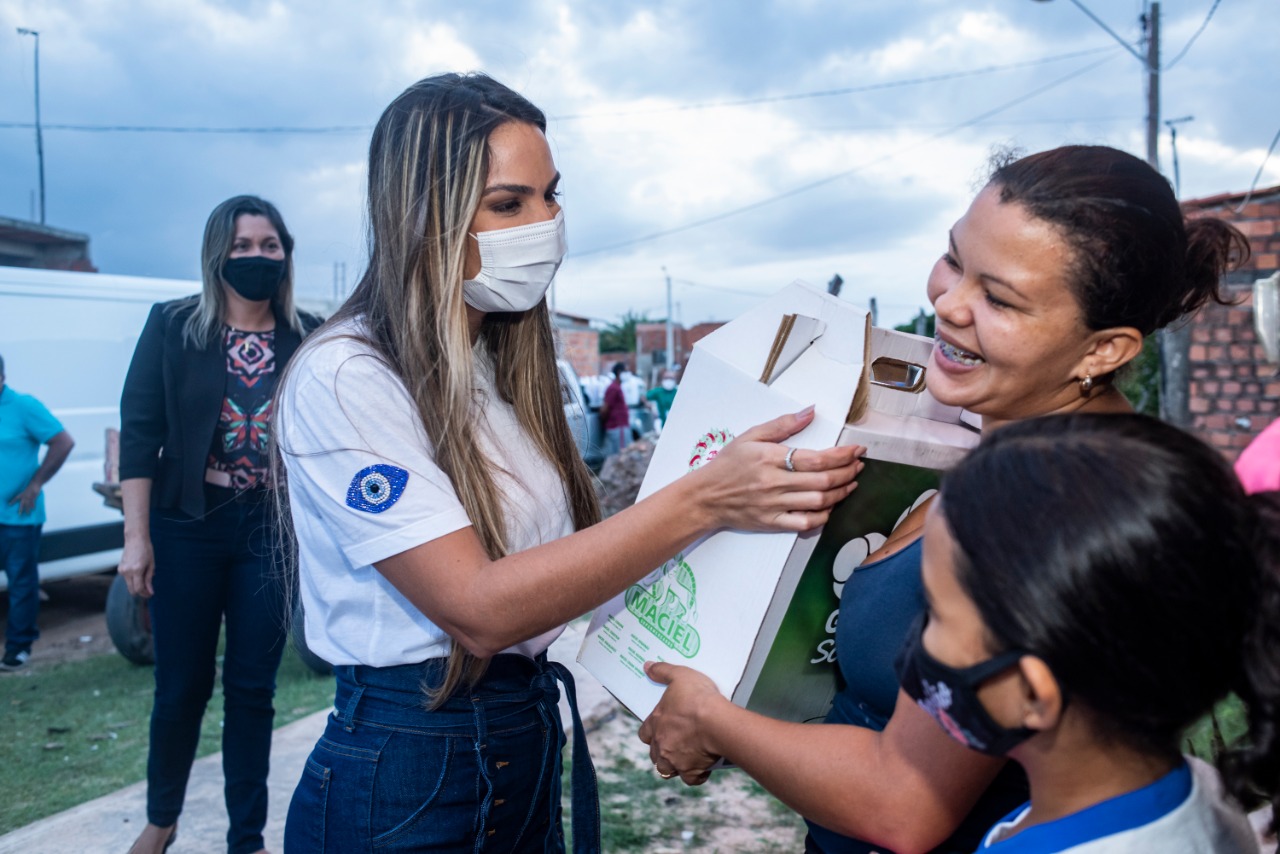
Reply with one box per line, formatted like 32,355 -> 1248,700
333,652 -> 600,853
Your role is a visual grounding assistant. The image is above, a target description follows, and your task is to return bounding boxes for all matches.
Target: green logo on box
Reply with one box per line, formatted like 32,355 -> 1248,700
625,554 -> 701,658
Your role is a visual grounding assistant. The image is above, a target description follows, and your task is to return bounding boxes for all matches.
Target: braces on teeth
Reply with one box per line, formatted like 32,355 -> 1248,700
936,338 -> 984,366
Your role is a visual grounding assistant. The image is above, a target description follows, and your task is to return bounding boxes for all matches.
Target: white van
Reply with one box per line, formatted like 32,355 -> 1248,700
0,266 -> 199,590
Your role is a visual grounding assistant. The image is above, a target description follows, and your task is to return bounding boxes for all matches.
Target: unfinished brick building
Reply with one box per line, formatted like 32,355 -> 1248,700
1181,184 -> 1280,459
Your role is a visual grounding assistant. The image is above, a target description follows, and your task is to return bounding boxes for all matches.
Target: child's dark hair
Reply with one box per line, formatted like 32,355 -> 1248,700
939,413 -> 1280,827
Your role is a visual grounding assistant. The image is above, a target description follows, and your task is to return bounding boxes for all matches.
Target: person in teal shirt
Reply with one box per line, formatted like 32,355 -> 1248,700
0,353 -> 75,670
646,369 -> 679,429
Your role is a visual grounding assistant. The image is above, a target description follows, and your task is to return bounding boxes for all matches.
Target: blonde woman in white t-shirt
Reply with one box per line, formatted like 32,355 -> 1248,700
272,73 -> 862,853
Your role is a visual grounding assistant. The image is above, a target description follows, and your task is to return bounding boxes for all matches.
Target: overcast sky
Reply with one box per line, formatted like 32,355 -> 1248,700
2,0 -> 1277,330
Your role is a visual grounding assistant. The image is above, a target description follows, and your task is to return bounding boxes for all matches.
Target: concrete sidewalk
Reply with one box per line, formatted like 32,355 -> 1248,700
0,622 -> 617,854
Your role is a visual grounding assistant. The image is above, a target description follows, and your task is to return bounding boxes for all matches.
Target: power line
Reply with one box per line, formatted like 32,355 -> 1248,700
803,115 -> 1133,132
0,48 -> 1119,136
575,115 -> 1134,138
1234,126 -> 1280,213
0,50 -> 1120,141
573,54 -> 1117,258
672,277 -> 770,298
1162,0 -> 1221,71
549,46 -> 1118,121
0,122 -> 370,134
0,113 -> 1136,139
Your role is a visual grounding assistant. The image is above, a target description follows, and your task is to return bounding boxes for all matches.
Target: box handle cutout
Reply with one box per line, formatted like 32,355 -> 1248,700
869,357 -> 926,393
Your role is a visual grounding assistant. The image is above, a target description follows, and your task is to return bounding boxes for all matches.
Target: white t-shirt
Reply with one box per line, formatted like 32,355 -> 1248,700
980,757 -> 1259,853
278,318 -> 575,667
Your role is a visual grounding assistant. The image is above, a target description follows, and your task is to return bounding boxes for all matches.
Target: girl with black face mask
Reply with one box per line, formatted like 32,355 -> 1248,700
119,195 -> 322,854
905,413 -> 1279,852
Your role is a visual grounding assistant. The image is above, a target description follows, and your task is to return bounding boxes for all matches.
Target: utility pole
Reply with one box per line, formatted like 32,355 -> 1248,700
662,266 -> 674,370
1165,116 -> 1194,196
1144,3 -> 1160,171
1033,2 -> 1185,427
1140,2 -> 1192,429
17,28 -> 45,224
913,309 -> 928,337
1140,3 -> 1188,429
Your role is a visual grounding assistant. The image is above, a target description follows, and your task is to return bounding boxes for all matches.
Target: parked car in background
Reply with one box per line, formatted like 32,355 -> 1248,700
558,359 -> 604,471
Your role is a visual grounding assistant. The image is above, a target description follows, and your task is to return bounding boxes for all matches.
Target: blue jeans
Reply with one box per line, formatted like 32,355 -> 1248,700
603,426 -> 630,458
285,653 -> 600,853
146,487 -> 287,854
1,523 -> 42,655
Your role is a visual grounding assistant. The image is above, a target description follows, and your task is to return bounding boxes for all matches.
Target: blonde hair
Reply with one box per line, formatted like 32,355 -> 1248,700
184,194 -> 304,348
277,74 -> 599,704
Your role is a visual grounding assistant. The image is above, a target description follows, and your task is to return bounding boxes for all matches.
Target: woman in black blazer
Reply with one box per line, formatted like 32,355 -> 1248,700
119,195 -> 321,854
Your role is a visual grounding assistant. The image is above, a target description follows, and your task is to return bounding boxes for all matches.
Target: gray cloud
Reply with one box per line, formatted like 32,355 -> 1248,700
1,0 -> 1276,329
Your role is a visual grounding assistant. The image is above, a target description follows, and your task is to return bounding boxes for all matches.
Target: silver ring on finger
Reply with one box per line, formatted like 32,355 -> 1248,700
655,763 -> 676,779
784,446 -> 798,473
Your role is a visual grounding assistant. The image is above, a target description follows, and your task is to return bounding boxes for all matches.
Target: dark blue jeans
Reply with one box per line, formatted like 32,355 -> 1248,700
285,654 -> 600,853
147,488 -> 287,854
1,522 -> 42,656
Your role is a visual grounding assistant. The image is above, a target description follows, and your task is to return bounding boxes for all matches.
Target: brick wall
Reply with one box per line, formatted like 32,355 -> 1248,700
635,322 -> 693,377
685,321 -> 726,348
598,352 -> 635,376
555,328 -> 599,381
1182,186 -> 1280,459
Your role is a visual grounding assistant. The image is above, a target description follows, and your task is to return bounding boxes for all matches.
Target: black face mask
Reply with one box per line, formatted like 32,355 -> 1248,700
896,614 -> 1037,756
222,256 -> 286,302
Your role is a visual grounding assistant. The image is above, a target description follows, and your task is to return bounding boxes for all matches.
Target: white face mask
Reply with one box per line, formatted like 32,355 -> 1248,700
462,210 -> 567,313
661,379 -> 676,390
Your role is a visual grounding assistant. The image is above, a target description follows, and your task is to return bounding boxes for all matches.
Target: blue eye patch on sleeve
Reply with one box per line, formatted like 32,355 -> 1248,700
346,464 -> 409,513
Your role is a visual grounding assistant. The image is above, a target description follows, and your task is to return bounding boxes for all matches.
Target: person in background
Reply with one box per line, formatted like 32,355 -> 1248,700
0,353 -> 74,671
119,195 -> 321,854
646,369 -> 679,429
905,413 -> 1272,852
601,360 -> 632,456
1236,417 -> 1280,495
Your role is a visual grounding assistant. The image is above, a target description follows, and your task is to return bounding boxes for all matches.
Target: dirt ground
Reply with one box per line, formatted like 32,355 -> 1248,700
3,443 -> 813,849
5,572 -> 811,851
0,572 -> 118,671
586,707 -> 808,853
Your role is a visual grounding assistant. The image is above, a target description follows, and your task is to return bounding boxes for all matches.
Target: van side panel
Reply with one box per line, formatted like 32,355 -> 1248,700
0,268 -> 199,588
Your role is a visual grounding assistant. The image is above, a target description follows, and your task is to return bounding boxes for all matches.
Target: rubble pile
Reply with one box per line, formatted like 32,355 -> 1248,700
594,438 -> 656,518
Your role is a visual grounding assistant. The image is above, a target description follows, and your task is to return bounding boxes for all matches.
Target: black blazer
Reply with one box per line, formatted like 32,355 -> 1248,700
119,295 -> 322,518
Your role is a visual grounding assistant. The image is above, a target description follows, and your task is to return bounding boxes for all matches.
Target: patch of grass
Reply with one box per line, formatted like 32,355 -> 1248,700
1116,333 -> 1161,417
1183,694 -> 1248,762
562,712 -> 807,853
745,777 -> 802,823
0,636 -> 333,834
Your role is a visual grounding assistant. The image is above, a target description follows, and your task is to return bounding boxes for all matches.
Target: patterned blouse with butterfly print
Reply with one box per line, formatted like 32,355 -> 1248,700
206,326 -> 277,490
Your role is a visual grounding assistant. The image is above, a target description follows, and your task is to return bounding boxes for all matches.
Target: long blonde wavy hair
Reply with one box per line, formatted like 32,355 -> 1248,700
277,73 -> 599,705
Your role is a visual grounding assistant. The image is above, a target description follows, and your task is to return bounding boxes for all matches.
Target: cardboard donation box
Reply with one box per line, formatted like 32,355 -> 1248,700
578,280 -> 980,724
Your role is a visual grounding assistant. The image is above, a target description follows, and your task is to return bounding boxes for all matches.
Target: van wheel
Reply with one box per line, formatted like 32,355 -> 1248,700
106,572 -> 155,666
290,598 -> 333,675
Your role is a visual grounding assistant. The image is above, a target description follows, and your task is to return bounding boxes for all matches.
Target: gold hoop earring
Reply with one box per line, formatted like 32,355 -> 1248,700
1079,372 -> 1094,397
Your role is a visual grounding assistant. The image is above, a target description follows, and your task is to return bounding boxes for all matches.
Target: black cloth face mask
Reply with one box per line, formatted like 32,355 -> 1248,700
896,614 -> 1037,756
222,256 -> 286,302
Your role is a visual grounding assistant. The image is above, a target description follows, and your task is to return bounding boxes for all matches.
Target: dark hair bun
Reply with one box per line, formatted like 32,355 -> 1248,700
992,146 -> 1249,334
